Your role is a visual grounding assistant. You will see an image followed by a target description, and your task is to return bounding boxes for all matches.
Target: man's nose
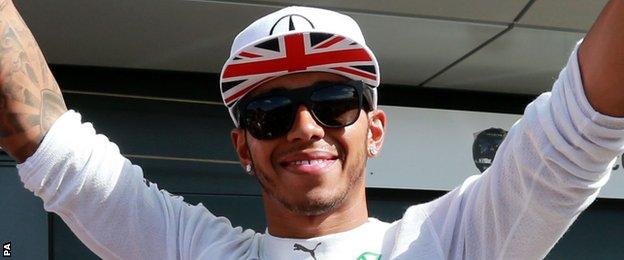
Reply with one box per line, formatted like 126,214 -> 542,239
286,105 -> 325,142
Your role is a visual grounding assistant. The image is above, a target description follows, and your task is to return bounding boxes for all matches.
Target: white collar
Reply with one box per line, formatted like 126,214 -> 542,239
259,218 -> 390,260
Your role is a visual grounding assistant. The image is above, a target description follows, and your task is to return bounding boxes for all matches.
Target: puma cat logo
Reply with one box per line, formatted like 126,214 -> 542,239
293,242 -> 322,260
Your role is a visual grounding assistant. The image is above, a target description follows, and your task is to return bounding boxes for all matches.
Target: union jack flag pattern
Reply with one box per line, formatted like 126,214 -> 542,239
220,32 -> 379,109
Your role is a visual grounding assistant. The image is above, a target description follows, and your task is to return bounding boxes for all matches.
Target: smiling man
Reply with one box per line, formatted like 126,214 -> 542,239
231,72 -> 381,239
3,1 -> 624,259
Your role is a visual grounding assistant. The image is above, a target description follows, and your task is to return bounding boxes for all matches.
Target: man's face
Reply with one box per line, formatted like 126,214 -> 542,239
231,72 -> 385,216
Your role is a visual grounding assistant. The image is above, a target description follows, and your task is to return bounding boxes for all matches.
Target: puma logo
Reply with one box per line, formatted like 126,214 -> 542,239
293,242 -> 322,260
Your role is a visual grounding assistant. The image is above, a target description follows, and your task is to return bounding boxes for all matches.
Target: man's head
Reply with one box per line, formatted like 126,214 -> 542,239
221,7 -> 386,218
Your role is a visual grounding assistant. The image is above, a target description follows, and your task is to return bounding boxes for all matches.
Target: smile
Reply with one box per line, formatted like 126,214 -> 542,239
283,158 -> 337,175
279,150 -> 340,175
291,159 -> 333,165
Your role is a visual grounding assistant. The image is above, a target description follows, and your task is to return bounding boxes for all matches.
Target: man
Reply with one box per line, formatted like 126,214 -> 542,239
2,0 -> 624,259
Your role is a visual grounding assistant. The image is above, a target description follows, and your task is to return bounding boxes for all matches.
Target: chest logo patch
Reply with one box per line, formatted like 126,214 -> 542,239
293,242 -> 322,260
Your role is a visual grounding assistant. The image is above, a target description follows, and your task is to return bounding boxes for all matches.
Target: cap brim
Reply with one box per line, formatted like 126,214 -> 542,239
220,31 -> 380,126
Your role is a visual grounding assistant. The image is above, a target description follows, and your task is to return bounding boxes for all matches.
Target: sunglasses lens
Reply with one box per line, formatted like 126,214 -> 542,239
240,82 -> 365,139
311,85 -> 360,127
243,96 -> 294,139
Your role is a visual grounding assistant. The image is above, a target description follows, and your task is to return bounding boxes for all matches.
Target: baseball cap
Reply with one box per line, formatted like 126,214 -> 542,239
220,6 -> 380,127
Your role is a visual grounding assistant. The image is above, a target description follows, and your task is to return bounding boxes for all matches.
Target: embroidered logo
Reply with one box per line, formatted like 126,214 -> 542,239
269,14 -> 315,35
293,242 -> 322,260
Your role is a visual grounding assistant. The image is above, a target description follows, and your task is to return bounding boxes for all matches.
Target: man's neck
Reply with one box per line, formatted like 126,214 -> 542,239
263,185 -> 369,239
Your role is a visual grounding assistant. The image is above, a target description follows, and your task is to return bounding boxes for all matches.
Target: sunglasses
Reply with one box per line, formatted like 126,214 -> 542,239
236,80 -> 374,140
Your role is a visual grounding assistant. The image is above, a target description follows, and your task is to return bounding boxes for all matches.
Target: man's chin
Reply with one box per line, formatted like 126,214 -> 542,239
287,198 -> 341,216
283,190 -> 348,216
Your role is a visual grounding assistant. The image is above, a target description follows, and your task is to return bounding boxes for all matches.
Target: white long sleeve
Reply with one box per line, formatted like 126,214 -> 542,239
17,112 -> 261,259
389,43 -> 624,259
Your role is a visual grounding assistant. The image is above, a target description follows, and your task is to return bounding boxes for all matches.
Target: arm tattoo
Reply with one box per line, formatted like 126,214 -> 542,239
41,89 -> 66,131
0,1 -> 67,162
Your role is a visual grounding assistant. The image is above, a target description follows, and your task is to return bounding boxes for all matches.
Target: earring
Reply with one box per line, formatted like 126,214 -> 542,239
368,146 -> 377,156
245,164 -> 254,175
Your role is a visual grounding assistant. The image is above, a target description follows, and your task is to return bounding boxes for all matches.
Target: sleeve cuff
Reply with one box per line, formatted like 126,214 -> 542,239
17,110 -> 83,191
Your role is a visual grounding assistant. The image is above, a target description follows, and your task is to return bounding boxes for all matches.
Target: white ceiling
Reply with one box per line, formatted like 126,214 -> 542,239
15,0 -> 607,95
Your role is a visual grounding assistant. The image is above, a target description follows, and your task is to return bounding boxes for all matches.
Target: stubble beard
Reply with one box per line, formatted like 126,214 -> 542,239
255,151 -> 367,216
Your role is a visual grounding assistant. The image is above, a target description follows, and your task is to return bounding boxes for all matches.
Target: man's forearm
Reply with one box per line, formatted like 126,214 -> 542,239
0,0 -> 67,163
579,0 -> 624,117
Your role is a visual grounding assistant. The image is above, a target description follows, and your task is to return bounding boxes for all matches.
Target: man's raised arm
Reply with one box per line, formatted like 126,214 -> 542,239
0,0 -> 67,163
580,0 -> 624,116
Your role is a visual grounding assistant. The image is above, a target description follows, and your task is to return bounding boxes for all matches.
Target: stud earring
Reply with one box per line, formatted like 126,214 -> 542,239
368,146 -> 377,156
245,164 -> 254,175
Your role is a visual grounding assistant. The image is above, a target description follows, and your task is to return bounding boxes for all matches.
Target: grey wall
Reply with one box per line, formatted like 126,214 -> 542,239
0,154 -> 48,260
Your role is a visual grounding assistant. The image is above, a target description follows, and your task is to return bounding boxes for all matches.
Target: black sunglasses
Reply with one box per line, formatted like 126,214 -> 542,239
236,80 -> 374,140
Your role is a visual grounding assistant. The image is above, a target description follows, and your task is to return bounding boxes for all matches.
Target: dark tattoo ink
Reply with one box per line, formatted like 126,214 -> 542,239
20,52 -> 39,85
0,4 -> 67,161
23,87 -> 34,106
40,89 -> 66,132
39,54 -> 48,85
2,82 -> 23,103
26,113 -> 38,126
0,26 -> 24,56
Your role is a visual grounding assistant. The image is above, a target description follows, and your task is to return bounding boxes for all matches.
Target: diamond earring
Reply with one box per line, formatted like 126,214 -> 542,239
368,146 -> 377,156
245,164 -> 254,175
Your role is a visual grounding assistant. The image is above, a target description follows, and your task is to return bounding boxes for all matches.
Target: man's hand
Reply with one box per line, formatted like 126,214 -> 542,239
0,0 -> 67,163
579,0 -> 624,117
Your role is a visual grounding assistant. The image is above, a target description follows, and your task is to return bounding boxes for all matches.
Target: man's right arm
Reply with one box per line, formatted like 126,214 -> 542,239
4,2 -> 260,258
0,0 -> 67,163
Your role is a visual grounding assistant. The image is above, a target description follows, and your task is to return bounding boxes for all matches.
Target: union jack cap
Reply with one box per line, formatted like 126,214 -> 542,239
220,6 -> 380,127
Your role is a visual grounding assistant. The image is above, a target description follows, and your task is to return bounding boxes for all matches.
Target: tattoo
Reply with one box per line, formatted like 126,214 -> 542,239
1,81 -> 24,103
40,89 -> 66,132
20,52 -> 39,85
0,2 -> 67,161
23,87 -> 34,106
39,52 -> 48,85
1,24 -> 23,57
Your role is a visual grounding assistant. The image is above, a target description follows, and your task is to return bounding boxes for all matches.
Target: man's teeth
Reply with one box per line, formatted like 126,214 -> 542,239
293,159 -> 327,165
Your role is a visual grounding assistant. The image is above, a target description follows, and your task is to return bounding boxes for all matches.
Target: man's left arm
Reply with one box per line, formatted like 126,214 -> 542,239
407,2 -> 624,259
579,0 -> 624,116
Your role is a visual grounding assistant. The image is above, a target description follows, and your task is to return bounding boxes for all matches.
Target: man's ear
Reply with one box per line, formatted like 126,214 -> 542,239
367,109 -> 387,157
231,128 -> 252,167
